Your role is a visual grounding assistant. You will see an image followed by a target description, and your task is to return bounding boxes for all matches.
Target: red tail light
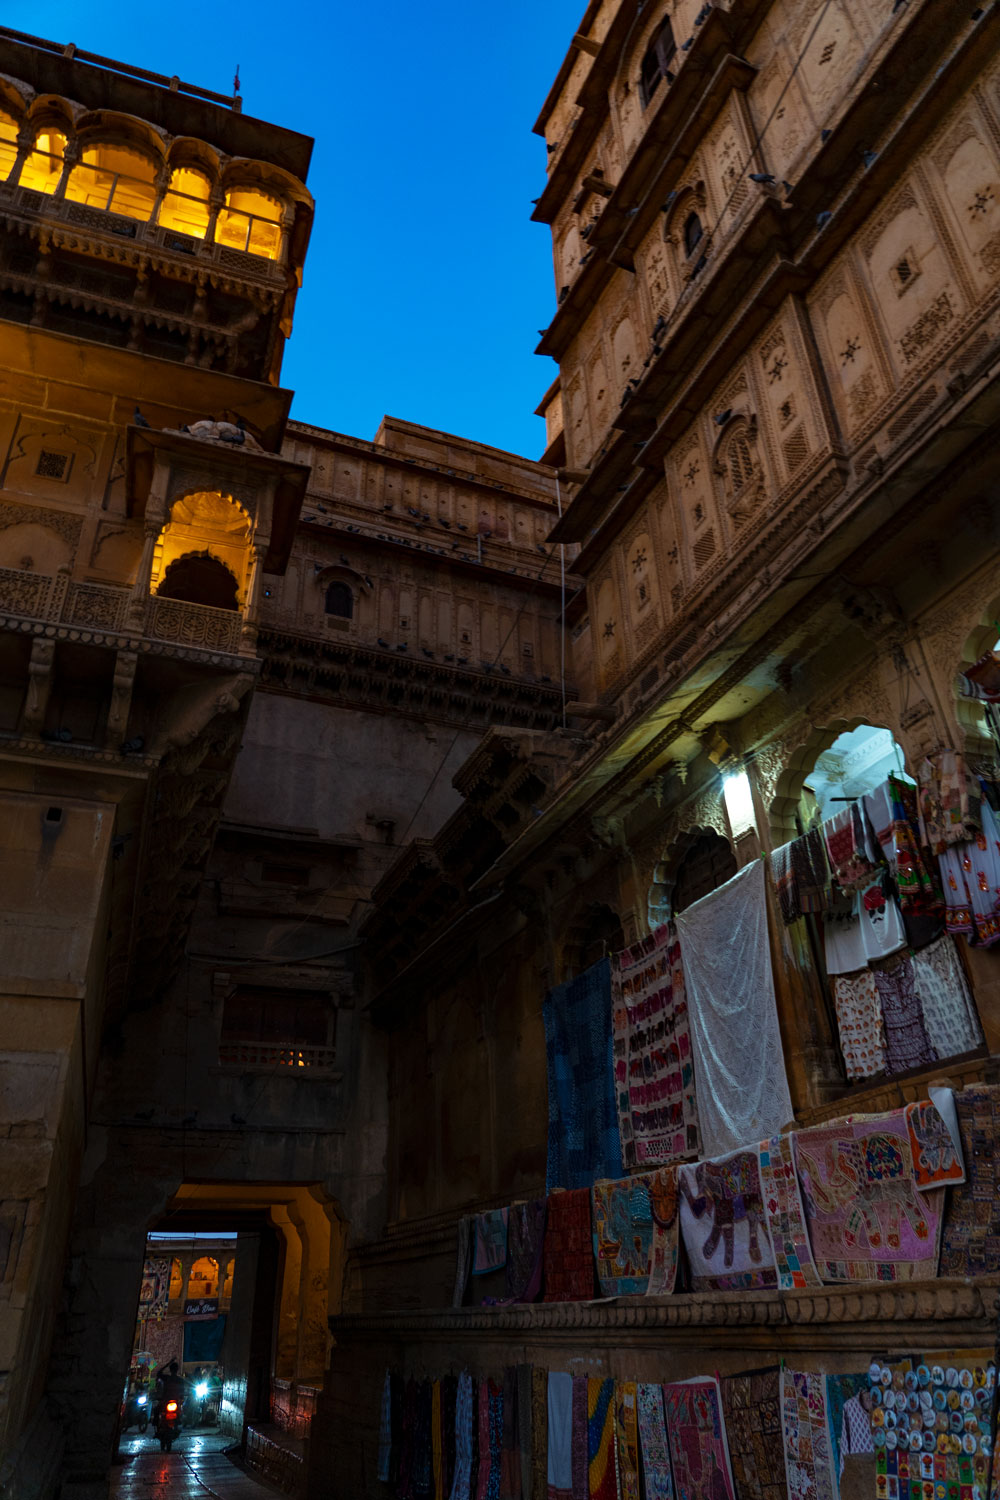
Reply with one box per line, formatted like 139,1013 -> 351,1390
165,1401 -> 179,1413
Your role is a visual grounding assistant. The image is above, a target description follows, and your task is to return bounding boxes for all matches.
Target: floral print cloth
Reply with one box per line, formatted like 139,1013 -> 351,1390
637,1385 -> 674,1500
780,1370 -> 836,1500
938,797 -> 1000,946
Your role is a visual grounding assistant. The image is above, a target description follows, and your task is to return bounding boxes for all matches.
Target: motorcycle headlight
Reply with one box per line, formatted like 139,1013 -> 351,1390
137,1394 -> 147,1405
196,1383 -> 208,1398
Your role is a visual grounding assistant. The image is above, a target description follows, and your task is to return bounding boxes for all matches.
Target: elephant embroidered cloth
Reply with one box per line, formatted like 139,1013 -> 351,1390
610,924 -> 701,1168
615,1383 -> 641,1500
939,1084 -> 1000,1276
587,1379 -> 617,1500
720,1369 -> 786,1500
678,1147 -> 777,1292
675,860 -> 794,1158
591,1175 -> 654,1296
779,1371 -> 836,1500
543,958 -> 623,1192
793,1112 -> 945,1281
542,1189 -> 597,1303
758,1134 -> 822,1291
903,1086 -> 965,1191
472,1209 -> 509,1275
663,1378 -> 736,1500
645,1165 -> 681,1296
637,1385 -> 674,1500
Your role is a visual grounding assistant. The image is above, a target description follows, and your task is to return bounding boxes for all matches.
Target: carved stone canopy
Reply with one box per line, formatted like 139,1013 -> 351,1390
126,424 -> 310,575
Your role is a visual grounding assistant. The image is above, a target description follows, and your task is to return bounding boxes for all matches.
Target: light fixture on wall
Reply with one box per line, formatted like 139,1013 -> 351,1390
723,768 -> 757,838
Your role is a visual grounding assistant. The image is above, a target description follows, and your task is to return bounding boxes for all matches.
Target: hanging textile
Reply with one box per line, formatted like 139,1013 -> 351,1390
501,1369 -> 520,1500
771,830 -> 832,925
822,805 -> 879,894
610,924 -> 701,1168
793,1111 -> 945,1281
591,1175 -> 655,1296
443,1377 -> 459,1500
637,1384 -> 675,1500
645,1165 -> 681,1296
615,1383 -> 641,1500
472,1209 -> 509,1276
544,958 -> 623,1192
677,1148 -> 777,1292
547,1372 -> 575,1500
433,1382 -> 444,1500
399,1380 -> 418,1500
779,1370 -> 837,1500
572,1379 -> 589,1500
476,1379 -> 492,1500
758,1134 -> 822,1292
910,935 -> 984,1058
824,879 -> 907,975
454,1217 -> 473,1307
542,1189 -> 597,1303
488,1383 -> 503,1500
903,1087 -> 965,1191
414,1381 -> 434,1499
505,1200 -> 547,1303
836,1392 -> 872,1464
663,1377 -> 736,1500
675,860 -> 793,1159
451,1373 -> 475,1500
873,955 -> 935,1073
531,1369 -> 548,1500
917,750 -> 982,852
938,797 -> 1000,946
821,1374 -> 867,1479
378,1370 -> 393,1485
831,970 -> 887,1081
587,1379 -> 619,1500
391,1374 -> 405,1492
939,1085 -> 1000,1276
865,776 -> 942,915
138,1256 -> 171,1323
516,1366 -> 533,1500
720,1368 -> 786,1500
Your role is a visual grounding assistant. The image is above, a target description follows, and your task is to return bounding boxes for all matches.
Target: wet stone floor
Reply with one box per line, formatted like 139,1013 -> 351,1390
114,1428 -> 280,1500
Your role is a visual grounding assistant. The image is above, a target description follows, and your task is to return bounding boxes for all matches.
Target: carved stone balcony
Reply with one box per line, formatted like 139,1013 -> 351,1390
217,1040 -> 340,1075
146,595 -> 243,655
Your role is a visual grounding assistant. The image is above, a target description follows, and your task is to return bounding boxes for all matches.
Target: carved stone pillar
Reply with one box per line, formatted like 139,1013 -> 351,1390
105,650 -> 138,748
6,127 -> 33,189
126,516 -> 164,630
52,140 -> 79,202
21,638 -> 55,734
240,543 -> 266,652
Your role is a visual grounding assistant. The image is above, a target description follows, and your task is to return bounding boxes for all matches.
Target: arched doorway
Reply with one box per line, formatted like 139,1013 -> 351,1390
671,829 -> 737,915
157,551 -> 239,610
561,901 -> 624,978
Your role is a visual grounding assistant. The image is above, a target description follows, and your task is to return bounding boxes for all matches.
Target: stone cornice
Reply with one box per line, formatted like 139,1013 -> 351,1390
331,1278 -> 1000,1340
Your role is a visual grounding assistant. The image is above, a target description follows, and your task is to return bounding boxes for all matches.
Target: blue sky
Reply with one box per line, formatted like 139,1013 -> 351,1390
7,1 -> 583,457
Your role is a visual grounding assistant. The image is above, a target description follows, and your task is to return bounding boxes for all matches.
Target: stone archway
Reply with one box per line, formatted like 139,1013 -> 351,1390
559,900 -> 624,981
766,716 -> 910,847
647,821 -> 735,928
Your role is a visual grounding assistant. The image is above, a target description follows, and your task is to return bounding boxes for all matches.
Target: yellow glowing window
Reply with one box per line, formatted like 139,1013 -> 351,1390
0,111 -> 18,182
19,129 -> 65,195
158,166 -> 211,238
215,188 -> 282,260
65,144 -> 156,221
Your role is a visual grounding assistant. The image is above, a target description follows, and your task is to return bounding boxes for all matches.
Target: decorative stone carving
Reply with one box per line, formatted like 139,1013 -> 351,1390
146,596 -> 243,655
63,582 -> 129,630
0,565 -> 51,619
0,502 -> 83,547
21,638 -> 55,733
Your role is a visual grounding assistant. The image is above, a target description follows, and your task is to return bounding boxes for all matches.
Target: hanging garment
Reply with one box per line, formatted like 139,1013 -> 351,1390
610,924 -> 700,1169
531,1369 -> 547,1500
615,1383 -> 641,1500
443,1377 -> 459,1500
399,1380 -> 418,1500
591,1175 -> 655,1296
720,1368 -> 787,1500
793,1110 -> 945,1282
910,934 -> 984,1058
501,1369 -> 520,1500
773,829 -> 833,925
938,796 -> 1000,946
678,1147 -> 777,1292
542,1189 -> 596,1303
663,1378 -> 736,1500
822,1374 -> 867,1478
917,750 -> 981,853
505,1200 -> 546,1303
779,1370 -> 837,1500
451,1373 -> 475,1500
516,1365 -> 533,1500
822,806 -> 879,894
636,1384 -> 674,1500
377,1370 -> 393,1485
433,1382 -> 444,1500
413,1381 -> 434,1499
587,1380 -> 619,1500
838,1393 -> 873,1461
831,969 -> 887,1080
645,1165 -> 681,1296
572,1379 -> 589,1500
543,958 -> 623,1192
477,1380 -> 492,1500
874,955 -> 935,1073
472,1209 -> 509,1276
675,860 -> 793,1158
939,1085 -> 1000,1277
865,776 -> 942,915
453,1217 -> 473,1307
821,892 -> 869,976
758,1133 -> 823,1291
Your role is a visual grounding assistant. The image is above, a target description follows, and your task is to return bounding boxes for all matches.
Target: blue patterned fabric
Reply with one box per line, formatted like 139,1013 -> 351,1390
543,957 -> 623,1192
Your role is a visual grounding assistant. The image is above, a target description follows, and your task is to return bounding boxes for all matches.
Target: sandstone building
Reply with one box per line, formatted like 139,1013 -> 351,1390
3,2 -> 1000,1499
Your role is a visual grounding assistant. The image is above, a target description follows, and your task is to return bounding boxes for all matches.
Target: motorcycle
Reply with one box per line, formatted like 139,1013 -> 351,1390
124,1391 -> 150,1432
155,1398 -> 182,1452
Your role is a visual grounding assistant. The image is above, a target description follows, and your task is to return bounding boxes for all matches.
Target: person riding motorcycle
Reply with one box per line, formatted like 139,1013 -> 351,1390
152,1359 -> 187,1427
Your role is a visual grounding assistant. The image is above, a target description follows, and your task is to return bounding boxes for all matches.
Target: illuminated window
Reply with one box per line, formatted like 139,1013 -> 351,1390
215,188 -> 282,260
723,769 -> 757,837
158,165 -> 211,238
168,1258 -> 184,1300
0,110 -> 18,181
65,144 -> 157,221
19,129 -> 65,195
186,1256 -> 219,1298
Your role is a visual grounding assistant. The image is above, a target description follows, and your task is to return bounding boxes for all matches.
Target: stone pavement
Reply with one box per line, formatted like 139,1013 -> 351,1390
114,1429 -> 281,1500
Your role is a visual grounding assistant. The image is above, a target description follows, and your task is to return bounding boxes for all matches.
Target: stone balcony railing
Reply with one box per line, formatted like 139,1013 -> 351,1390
0,565 -> 247,658
217,1040 -> 340,1074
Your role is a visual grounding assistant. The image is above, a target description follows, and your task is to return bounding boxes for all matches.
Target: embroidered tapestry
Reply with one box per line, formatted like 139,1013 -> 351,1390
663,1378 -> 736,1500
610,924 -> 701,1168
543,958 -> 623,1192
472,1209 -> 509,1276
678,1148 -> 777,1292
646,1166 -> 681,1296
505,1199 -> 546,1303
904,1090 -> 965,1192
138,1256 -> 171,1323
587,1379 -> 619,1500
615,1383 -> 641,1500
758,1134 -> 822,1291
542,1189 -> 597,1303
940,1085 -> 1000,1276
793,1113 -> 944,1282
780,1370 -> 836,1500
637,1384 -> 674,1500
720,1369 -> 786,1500
676,860 -> 794,1158
591,1175 -> 654,1296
